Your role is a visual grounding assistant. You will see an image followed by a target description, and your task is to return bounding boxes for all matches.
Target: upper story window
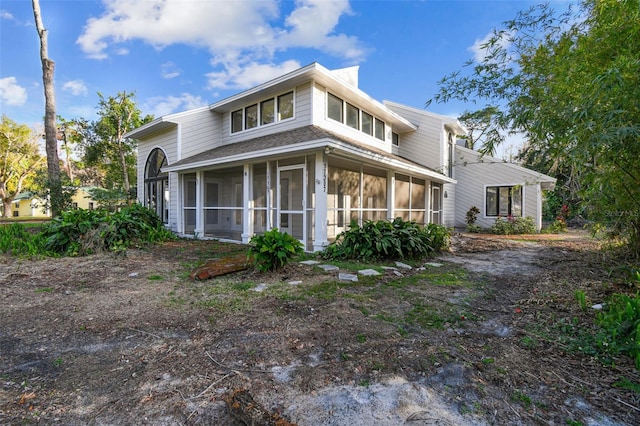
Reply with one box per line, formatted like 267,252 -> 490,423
374,118 -> 385,140
260,99 -> 274,125
392,132 -> 399,146
327,92 -> 386,141
328,93 -> 343,122
361,112 -> 373,136
231,91 -> 294,133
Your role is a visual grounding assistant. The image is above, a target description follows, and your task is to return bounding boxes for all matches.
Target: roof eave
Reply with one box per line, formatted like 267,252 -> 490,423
163,137 -> 453,184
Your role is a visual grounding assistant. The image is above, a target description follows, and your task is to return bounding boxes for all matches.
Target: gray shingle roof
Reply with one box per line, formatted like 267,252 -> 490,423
165,125 -> 443,178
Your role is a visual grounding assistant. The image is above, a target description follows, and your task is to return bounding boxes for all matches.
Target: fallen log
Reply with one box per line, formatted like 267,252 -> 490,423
190,253 -> 251,281
223,389 -> 296,426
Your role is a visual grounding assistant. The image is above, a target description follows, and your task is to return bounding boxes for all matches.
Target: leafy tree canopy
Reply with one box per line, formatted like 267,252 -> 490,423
0,115 -> 46,217
82,91 -> 153,195
431,0 -> 640,253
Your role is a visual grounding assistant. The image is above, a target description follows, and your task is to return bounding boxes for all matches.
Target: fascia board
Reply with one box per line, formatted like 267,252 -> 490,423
163,137 -> 454,184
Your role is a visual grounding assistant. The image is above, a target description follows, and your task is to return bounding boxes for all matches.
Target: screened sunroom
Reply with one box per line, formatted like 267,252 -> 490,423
166,148 -> 451,252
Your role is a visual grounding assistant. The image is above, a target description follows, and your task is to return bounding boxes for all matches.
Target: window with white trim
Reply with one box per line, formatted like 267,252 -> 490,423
231,91 -> 294,133
486,185 -> 523,217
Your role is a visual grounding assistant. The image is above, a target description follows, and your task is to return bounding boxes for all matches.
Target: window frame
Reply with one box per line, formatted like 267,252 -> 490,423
361,111 -> 373,136
484,184 -> 523,217
327,93 -> 344,122
374,118 -> 385,140
346,102 -> 359,130
392,132 -> 399,146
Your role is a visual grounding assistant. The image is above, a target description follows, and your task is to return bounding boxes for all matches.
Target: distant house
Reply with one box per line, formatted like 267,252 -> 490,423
10,192 -> 49,218
8,187 -> 98,218
126,62 -> 555,251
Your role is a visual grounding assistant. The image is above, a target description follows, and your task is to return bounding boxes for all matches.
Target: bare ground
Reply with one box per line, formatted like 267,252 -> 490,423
1,231 -> 639,425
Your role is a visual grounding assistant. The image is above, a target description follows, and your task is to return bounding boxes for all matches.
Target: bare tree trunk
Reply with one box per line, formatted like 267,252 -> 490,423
32,0 -> 61,217
2,199 -> 11,219
117,93 -> 132,195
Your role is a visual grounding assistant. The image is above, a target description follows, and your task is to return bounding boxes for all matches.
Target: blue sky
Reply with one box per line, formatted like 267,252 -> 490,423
1,0 -> 570,155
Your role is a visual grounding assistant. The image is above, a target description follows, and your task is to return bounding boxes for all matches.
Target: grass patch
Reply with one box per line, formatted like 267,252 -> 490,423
35,287 -> 53,293
147,275 -> 164,281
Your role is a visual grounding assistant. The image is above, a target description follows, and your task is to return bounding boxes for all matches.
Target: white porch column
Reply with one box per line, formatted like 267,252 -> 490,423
169,171 -> 178,232
194,170 -> 203,237
426,181 -> 432,224
387,170 -> 395,221
266,160 -> 272,230
313,152 -> 329,251
242,163 -> 252,243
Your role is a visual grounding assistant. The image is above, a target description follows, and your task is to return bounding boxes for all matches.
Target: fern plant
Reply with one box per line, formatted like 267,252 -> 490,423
248,228 -> 304,272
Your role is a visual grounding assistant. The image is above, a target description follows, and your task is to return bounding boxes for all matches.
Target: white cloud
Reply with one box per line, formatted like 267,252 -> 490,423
62,80 -> 88,96
161,62 -> 182,79
144,93 -> 208,117
206,59 -> 301,90
468,30 -> 513,63
0,76 -> 28,106
1,10 -> 14,20
77,0 -> 367,89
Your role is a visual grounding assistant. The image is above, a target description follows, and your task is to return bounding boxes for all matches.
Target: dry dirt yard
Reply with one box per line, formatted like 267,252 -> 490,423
1,231 -> 639,425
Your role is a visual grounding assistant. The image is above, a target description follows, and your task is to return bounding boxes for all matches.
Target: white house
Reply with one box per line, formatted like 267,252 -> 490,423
126,62 -> 555,251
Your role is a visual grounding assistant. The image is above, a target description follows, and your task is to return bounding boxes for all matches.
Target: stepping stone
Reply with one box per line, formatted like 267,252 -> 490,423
300,260 -> 320,265
381,266 -> 398,271
358,269 -> 380,276
393,270 -> 403,277
288,280 -> 302,285
425,262 -> 443,268
318,264 -> 339,272
338,273 -> 358,282
395,261 -> 413,270
252,283 -> 268,292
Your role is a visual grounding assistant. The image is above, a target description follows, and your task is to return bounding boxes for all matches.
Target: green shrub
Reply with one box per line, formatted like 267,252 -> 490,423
248,228 -> 304,272
322,218 -> 449,261
0,223 -> 48,256
542,219 -> 567,234
596,293 -> 640,369
42,204 -> 174,255
491,216 -> 536,235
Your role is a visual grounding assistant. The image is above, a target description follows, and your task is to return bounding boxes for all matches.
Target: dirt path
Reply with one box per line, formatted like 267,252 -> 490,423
1,233 -> 638,425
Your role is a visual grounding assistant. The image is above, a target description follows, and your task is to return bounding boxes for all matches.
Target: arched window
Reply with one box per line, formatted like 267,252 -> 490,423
144,148 -> 169,223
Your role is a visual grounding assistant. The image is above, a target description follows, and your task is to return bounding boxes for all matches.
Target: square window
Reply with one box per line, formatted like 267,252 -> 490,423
245,104 -> 258,129
485,185 -> 523,217
328,93 -> 343,122
278,92 -> 294,120
231,109 -> 243,133
362,112 -> 373,135
346,103 -> 359,129
261,99 -> 275,125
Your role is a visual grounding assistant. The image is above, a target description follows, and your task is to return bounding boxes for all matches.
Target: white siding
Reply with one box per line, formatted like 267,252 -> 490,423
384,103 -> 444,171
442,182 -> 456,228
179,109 -> 222,159
453,146 -> 550,231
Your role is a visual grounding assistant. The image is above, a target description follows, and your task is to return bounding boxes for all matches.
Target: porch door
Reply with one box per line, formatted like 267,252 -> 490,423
278,165 -> 305,243
431,185 -> 442,224
231,177 -> 243,232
